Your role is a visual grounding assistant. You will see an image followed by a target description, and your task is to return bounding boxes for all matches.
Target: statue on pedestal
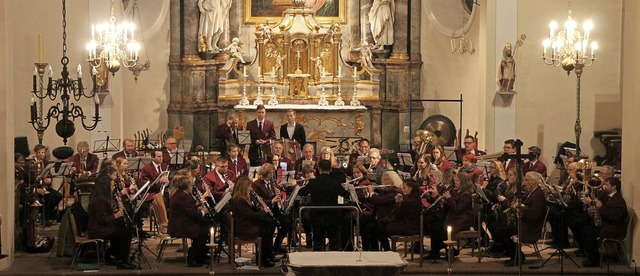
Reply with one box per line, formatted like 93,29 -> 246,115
369,0 -> 395,50
224,38 -> 246,64
197,0 -> 232,52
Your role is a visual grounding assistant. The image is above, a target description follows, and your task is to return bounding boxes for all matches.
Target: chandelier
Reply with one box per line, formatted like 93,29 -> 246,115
541,0 -> 597,158
542,0 -> 597,75
86,0 -> 140,76
30,0 -> 101,159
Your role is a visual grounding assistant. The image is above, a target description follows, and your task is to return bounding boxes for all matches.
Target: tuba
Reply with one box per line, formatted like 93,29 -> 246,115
415,130 -> 436,154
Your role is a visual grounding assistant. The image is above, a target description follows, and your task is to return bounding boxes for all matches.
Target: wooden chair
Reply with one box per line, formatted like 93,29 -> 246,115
226,212 -> 262,268
152,199 -> 188,267
600,207 -> 635,268
455,197 -> 483,263
390,214 -> 424,267
68,213 -> 104,271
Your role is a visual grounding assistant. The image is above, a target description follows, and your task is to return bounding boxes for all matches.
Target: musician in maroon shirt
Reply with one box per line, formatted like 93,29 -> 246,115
202,156 -> 236,202
252,163 -> 290,254
246,105 -> 276,166
168,174 -> 211,267
227,144 -> 248,177
87,175 -> 135,269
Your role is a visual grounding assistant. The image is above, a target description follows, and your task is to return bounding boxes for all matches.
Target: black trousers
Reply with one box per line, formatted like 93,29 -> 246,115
311,211 -> 350,251
423,214 -> 446,254
43,187 -> 63,221
491,223 -> 519,260
188,223 -> 211,263
106,227 -> 133,263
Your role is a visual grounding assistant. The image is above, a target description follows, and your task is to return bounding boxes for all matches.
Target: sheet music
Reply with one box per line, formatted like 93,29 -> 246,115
52,162 -> 74,177
346,184 -> 362,212
131,181 -> 151,201
38,163 -> 55,179
356,156 -> 368,164
215,192 -> 232,213
443,146 -> 457,161
248,166 -> 261,179
301,160 -> 315,168
170,149 -> 187,165
284,185 -> 301,215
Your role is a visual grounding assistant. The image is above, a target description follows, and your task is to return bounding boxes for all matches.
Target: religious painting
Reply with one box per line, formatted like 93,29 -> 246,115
245,0 -> 346,24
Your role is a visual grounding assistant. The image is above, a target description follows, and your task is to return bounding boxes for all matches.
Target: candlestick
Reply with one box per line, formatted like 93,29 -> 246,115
210,227 -> 214,245
38,35 -> 44,63
33,68 -> 38,92
447,226 -> 452,241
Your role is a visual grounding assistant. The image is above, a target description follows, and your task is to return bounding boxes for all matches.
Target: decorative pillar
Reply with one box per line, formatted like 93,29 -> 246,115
390,0 -> 409,60
409,0 -> 421,61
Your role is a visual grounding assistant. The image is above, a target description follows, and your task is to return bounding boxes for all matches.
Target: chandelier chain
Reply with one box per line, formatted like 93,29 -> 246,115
62,0 -> 67,64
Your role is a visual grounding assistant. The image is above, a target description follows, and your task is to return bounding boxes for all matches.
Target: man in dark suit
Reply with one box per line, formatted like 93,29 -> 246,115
227,144 -> 248,177
522,146 -> 547,179
271,141 -> 293,170
215,114 -> 240,155
455,135 -> 486,164
203,156 -> 236,202
294,143 -> 318,177
168,174 -> 211,267
493,171 -> 547,266
279,109 -> 306,146
67,141 -> 100,177
298,160 -> 351,251
577,177 -> 628,267
246,105 -> 276,166
111,138 -> 140,160
498,139 -> 520,172
347,138 -> 370,171
139,150 -> 170,201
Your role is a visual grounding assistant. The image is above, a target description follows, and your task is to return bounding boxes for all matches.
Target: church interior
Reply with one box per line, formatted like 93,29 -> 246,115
1,0 -> 640,274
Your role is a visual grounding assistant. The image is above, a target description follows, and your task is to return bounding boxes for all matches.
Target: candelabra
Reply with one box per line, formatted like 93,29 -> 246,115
30,0 -> 101,159
268,73 -> 278,105
350,69 -> 361,106
238,69 -> 250,105
542,0 -> 597,157
334,69 -> 344,106
318,81 -> 328,106
254,71 -> 264,106
86,0 -> 140,76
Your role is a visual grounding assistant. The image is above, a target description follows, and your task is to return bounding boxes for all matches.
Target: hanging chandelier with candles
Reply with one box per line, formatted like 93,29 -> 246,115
30,0 -> 101,159
542,0 -> 597,75
86,0 -> 140,76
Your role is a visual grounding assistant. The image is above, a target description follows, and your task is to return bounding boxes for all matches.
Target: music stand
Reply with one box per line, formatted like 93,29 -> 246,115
355,156 -> 368,165
301,160 -> 315,168
284,186 -> 301,216
38,163 -> 55,180
280,171 -> 295,184
443,146 -> 457,162
215,193 -> 232,214
345,184 -> 363,213
93,138 -> 121,157
169,149 -> 188,169
248,166 -> 260,179
237,131 -> 251,145
397,153 -> 413,168
397,171 -> 411,180
127,157 -> 152,172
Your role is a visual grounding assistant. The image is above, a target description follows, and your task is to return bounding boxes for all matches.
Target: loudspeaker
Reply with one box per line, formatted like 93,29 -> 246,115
15,136 -> 30,157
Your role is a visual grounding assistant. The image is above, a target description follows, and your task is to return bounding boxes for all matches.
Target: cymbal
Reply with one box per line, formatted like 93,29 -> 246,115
419,114 -> 456,146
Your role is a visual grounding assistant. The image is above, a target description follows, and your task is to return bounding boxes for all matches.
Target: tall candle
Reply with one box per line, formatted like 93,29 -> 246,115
210,227 -> 214,245
447,226 -> 452,241
38,35 -> 44,63
353,68 -> 357,78
243,66 -> 247,77
258,66 -> 261,77
338,66 -> 341,76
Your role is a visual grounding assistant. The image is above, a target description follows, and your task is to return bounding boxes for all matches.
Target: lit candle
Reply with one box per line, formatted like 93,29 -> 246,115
38,35 -> 44,63
447,226 -> 452,241
94,93 -> 100,105
47,65 -> 53,78
210,227 -> 214,245
77,64 -> 82,79
338,66 -> 341,76
243,66 -> 247,77
33,67 -> 37,92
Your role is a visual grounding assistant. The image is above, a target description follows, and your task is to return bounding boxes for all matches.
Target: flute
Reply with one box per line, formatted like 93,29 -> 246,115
354,184 -> 391,190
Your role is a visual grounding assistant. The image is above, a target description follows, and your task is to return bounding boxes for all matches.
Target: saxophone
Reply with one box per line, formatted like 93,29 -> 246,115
491,181 -> 506,223
587,205 -> 602,227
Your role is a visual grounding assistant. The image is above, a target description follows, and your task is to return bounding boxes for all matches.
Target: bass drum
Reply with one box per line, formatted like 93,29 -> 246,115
281,139 -> 301,162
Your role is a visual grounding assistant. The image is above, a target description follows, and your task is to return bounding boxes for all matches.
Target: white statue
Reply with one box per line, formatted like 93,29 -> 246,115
223,37 -> 246,64
368,0 -> 395,50
198,0 -> 232,52
356,41 -> 375,69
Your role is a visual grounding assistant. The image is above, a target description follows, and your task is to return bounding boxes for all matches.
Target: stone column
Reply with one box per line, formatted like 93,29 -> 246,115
358,0 -> 373,44
390,0 -> 408,60
169,0 -> 181,62
409,0 -> 421,61
182,0 -> 199,60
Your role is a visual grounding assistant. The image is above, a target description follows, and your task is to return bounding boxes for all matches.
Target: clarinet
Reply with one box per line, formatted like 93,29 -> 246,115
250,189 -> 281,226
199,174 -> 217,205
192,181 -> 216,218
113,187 -> 133,231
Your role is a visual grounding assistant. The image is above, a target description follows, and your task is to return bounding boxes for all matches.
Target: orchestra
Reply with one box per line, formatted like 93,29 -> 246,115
13,128 -> 632,272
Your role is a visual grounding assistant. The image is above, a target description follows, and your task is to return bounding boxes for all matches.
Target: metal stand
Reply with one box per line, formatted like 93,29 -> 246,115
531,203 -> 580,273
207,242 -> 217,274
445,240 -> 456,276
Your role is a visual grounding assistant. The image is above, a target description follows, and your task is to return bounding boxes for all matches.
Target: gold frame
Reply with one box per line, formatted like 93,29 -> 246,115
244,0 -> 347,24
